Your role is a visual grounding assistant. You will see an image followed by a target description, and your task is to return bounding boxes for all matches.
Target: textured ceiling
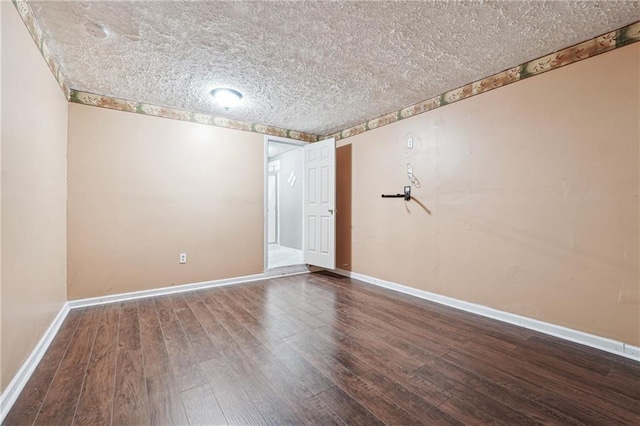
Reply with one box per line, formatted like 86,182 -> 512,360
29,1 -> 640,136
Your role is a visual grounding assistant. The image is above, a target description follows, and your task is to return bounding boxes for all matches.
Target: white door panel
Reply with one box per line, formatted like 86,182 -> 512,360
304,138 -> 336,269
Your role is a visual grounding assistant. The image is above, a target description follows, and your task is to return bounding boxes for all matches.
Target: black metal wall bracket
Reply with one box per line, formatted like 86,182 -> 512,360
382,186 -> 411,201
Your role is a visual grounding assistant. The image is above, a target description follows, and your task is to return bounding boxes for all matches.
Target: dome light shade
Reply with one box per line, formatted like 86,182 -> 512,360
211,88 -> 243,110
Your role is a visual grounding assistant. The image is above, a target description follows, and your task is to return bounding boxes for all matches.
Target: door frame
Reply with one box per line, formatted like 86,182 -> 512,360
263,135 -> 308,271
267,171 -> 279,245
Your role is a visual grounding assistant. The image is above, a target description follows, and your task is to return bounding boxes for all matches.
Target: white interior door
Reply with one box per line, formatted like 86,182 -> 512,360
303,138 -> 336,269
267,173 -> 278,244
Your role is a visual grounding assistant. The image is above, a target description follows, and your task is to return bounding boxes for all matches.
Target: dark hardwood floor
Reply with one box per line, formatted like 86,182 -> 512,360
5,272 -> 640,425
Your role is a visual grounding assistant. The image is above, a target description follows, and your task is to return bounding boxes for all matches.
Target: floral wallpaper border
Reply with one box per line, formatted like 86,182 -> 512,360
13,0 -> 318,142
12,0 -> 70,98
14,0 -> 639,144
322,20 -> 640,142
69,90 -> 319,142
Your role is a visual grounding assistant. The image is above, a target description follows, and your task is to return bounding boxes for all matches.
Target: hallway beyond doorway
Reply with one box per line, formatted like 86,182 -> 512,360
268,244 -> 303,268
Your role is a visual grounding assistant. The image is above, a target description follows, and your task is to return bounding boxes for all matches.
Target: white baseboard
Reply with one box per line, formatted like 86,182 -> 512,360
68,269 -> 312,309
334,268 -> 640,362
0,302 -> 70,423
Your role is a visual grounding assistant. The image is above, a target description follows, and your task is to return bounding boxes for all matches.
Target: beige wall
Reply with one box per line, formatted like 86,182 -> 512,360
67,104 -> 264,299
1,3 -> 68,391
337,43 -> 640,346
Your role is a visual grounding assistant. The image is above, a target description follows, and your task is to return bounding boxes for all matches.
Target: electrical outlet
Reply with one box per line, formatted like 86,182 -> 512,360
407,138 -> 414,149
179,253 -> 187,264
407,168 -> 413,179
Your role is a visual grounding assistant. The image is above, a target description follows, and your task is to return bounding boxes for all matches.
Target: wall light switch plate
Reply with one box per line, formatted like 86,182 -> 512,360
179,253 -> 187,264
407,138 -> 414,149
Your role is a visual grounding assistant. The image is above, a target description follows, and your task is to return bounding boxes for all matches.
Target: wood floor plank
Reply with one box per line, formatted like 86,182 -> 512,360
513,345 -> 640,413
487,346 -> 640,423
210,290 -> 281,345
225,289 -> 298,340
240,343 -> 324,400
519,335 -> 613,375
244,285 -> 327,329
52,306 -> 104,372
118,302 -> 141,351
154,295 -> 178,324
111,302 -> 148,425
82,303 -> 120,395
321,275 -> 533,343
322,279 -> 484,346
358,368 -> 458,424
285,332 -> 372,378
38,308 -> 87,370
146,372 -> 189,425
160,319 -> 207,391
444,347 -> 626,425
336,372 -> 422,425
201,292 -> 263,349
607,364 -> 640,396
529,333 -> 638,370
200,358 -> 267,425
380,333 -> 450,361
284,334 -> 421,425
237,285 -> 322,335
2,365 -> 58,426
286,393 -> 347,426
437,397 -> 504,425
138,298 -> 172,379
313,309 -> 389,340
316,386 -> 385,426
218,352 -> 303,425
3,309 -> 85,425
187,298 -> 241,354
218,288 -> 295,344
111,348 -> 149,426
34,306 -> 103,426
317,310 -> 386,342
169,294 -> 222,362
181,384 -> 228,426
237,284 -> 290,317
312,325 -> 421,375
414,363 -> 541,426
160,319 -> 199,373
73,389 -> 112,426
318,297 -> 458,355
259,340 -> 334,396
32,368 -> 83,426
231,343 -> 342,425
308,327 -> 415,374
432,354 -> 583,425
268,279 -> 325,315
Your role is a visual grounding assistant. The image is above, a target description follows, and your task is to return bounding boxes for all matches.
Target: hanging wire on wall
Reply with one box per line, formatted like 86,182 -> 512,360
407,163 -> 422,188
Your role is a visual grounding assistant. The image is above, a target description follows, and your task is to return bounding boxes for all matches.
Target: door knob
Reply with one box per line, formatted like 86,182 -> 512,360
328,209 -> 334,214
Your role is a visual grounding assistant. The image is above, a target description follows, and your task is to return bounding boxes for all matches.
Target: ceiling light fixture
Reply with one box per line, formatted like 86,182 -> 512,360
210,88 -> 243,110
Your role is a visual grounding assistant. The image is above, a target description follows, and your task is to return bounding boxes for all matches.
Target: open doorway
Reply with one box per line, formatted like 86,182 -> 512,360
265,137 -> 305,269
